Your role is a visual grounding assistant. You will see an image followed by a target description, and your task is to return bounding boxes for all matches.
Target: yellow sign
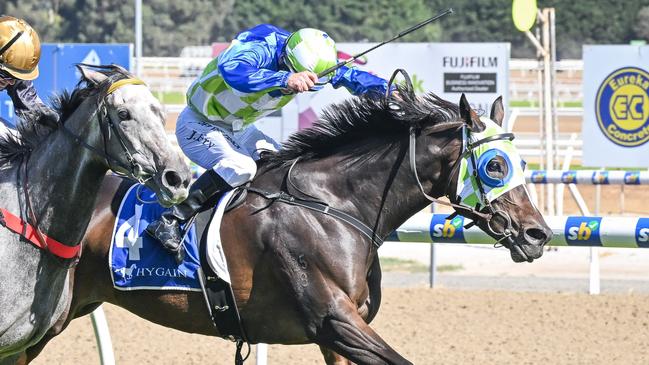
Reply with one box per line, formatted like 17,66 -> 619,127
512,0 -> 538,32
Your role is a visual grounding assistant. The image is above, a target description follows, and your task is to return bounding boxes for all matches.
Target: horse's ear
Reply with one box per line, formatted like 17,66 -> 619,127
490,96 -> 505,127
76,64 -> 108,85
111,63 -> 130,75
459,94 -> 485,132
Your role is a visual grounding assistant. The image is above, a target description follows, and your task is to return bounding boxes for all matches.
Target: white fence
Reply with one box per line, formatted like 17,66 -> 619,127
525,170 -> 649,185
142,58 -> 584,101
391,213 -> 649,249
160,107 -> 586,161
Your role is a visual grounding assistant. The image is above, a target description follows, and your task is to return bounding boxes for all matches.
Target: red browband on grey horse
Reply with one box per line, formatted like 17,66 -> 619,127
0,208 -> 81,259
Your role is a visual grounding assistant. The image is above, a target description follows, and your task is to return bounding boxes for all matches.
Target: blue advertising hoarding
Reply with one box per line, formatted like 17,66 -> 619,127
0,43 -> 131,126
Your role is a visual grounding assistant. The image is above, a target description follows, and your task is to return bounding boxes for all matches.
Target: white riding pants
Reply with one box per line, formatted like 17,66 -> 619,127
175,107 -> 280,187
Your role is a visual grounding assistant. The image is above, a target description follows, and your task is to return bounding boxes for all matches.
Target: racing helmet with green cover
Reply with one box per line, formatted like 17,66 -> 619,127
284,28 -> 338,83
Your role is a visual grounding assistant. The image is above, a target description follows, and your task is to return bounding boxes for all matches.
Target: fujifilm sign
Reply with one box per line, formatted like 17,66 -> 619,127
442,56 -> 499,68
437,44 -> 509,117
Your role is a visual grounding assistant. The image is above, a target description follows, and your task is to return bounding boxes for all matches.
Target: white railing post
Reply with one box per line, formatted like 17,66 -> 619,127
589,247 -> 601,295
134,0 -> 142,77
91,306 -> 115,365
590,169 -> 603,295
429,202 -> 437,288
256,343 -> 268,365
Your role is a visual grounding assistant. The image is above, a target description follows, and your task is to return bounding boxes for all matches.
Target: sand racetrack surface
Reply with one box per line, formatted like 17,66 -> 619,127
32,288 -> 649,365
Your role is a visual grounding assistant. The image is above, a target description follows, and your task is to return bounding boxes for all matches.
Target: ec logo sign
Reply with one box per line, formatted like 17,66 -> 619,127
430,215 -> 465,243
595,67 -> 649,147
565,217 -> 602,246
613,95 -> 644,120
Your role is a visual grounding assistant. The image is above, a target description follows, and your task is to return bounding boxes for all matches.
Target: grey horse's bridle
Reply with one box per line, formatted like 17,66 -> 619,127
15,77 -> 156,265
58,77 -> 155,184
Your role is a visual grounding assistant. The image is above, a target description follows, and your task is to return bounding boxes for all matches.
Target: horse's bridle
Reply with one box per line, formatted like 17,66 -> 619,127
387,69 -> 517,249
408,124 -> 517,248
58,77 -> 154,184
16,77 -> 153,265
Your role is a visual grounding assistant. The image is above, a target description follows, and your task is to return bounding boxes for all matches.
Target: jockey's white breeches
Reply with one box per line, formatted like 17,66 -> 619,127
175,107 -> 280,187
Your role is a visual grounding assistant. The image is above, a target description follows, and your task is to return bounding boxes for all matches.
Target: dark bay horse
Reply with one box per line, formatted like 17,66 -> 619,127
0,65 -> 191,363
24,91 -> 551,364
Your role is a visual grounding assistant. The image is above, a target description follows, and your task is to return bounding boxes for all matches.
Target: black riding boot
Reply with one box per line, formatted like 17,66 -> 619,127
146,169 -> 231,258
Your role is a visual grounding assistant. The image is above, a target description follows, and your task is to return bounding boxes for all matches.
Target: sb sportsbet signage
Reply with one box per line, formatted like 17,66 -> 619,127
418,215 -> 649,248
583,45 -> 649,167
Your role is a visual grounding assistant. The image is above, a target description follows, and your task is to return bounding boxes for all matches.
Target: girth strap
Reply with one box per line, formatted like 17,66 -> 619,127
0,208 -> 80,259
246,188 -> 385,248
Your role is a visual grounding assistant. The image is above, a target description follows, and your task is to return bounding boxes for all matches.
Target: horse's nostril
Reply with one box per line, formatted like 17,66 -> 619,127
163,170 -> 183,189
524,227 -> 549,244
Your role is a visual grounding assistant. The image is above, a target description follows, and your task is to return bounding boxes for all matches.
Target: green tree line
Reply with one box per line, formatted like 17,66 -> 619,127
2,0 -> 649,59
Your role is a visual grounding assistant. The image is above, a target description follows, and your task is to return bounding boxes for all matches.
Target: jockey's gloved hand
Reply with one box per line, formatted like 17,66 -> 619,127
16,105 -> 59,129
286,71 -> 318,93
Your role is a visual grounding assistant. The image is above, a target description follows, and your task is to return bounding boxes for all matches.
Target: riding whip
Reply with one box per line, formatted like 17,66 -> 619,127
316,8 -> 454,79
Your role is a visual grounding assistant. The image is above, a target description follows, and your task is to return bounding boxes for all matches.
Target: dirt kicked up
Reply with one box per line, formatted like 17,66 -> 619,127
33,287 -> 649,365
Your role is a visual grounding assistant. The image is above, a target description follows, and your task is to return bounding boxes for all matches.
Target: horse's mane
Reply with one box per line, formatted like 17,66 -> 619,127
0,64 -> 132,165
261,86 -> 461,168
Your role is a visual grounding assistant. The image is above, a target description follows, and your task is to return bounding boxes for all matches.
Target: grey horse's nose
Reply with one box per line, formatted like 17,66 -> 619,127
162,169 -> 186,189
524,226 -> 552,246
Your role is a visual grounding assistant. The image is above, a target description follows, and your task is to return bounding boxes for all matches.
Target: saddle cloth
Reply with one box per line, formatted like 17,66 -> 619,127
110,184 -> 234,291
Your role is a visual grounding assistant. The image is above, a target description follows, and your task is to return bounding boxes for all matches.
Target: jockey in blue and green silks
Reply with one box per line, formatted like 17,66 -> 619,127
147,24 -> 390,256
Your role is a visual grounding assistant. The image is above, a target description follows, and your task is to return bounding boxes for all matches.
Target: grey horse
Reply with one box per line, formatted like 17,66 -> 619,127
0,65 -> 191,362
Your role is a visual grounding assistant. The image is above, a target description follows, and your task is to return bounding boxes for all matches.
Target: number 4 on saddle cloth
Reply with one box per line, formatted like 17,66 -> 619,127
110,183 -> 246,340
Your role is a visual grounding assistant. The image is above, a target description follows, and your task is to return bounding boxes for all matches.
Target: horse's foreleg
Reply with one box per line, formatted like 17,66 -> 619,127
319,346 -> 355,365
358,256 -> 382,324
0,353 -> 24,365
22,300 -> 99,363
23,331 -> 59,364
315,299 -> 411,365
323,257 -> 381,365
22,314 -> 70,364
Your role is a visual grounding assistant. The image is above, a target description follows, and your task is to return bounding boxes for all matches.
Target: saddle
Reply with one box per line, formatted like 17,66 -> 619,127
113,180 -> 249,346
193,187 -> 252,364
191,189 -> 247,341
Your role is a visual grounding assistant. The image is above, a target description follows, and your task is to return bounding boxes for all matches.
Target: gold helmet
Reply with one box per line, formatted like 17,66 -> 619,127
0,16 -> 40,80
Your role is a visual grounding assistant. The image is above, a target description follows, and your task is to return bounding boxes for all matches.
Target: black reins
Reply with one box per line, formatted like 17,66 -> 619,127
247,156 -> 385,248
